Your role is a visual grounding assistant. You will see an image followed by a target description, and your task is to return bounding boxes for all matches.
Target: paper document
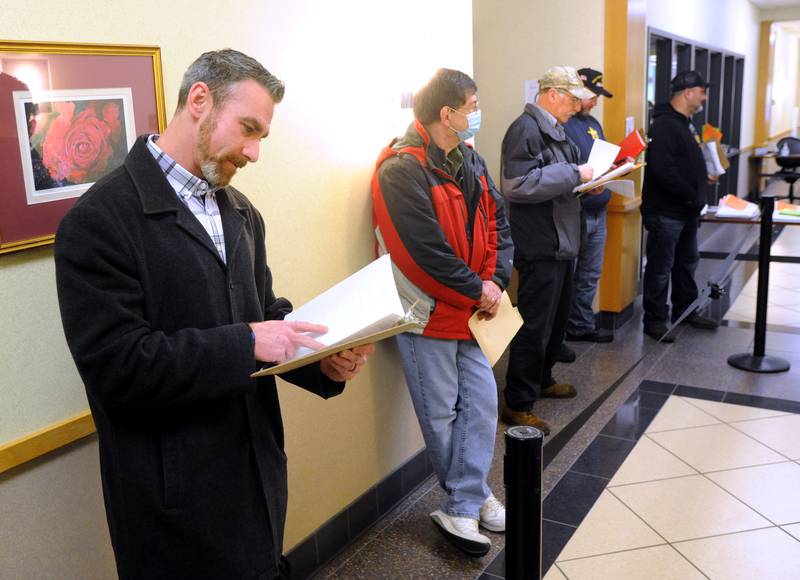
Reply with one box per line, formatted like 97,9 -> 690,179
604,179 -> 635,199
468,292 -> 523,367
575,162 -> 643,193
586,139 -> 621,181
252,255 -> 421,376
774,201 -> 800,222
701,141 -> 726,177
614,130 -> 647,163
715,195 -> 759,219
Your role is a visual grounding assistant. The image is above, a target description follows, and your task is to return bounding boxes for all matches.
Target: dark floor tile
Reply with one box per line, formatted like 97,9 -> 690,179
402,450 -> 430,494
637,380 -> 676,395
626,389 -> 670,410
601,404 -> 660,441
286,535 -> 317,580
542,519 -> 577,574
484,548 -> 504,577
542,471 -> 607,527
377,468 -> 403,515
675,384 -> 726,401
316,510 -> 350,569
570,434 -> 637,479
722,392 -> 800,414
348,486 -> 378,540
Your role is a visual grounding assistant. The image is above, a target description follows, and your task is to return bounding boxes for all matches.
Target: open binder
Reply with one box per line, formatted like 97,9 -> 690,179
251,255 -> 422,377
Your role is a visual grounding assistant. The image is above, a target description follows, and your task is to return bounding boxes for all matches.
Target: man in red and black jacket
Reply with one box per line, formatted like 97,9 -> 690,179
371,69 -> 513,557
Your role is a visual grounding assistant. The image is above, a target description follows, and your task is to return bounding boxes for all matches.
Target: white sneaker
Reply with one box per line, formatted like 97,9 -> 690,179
479,494 -> 506,532
430,509 -> 491,557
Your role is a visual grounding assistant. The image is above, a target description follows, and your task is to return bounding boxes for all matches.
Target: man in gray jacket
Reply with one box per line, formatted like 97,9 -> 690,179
501,66 -> 600,434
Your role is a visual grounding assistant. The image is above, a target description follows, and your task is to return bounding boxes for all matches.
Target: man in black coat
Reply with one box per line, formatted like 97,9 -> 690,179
55,49 -> 373,580
641,70 -> 719,342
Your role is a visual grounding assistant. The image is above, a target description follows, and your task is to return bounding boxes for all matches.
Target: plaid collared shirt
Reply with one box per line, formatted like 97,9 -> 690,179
146,135 -> 226,263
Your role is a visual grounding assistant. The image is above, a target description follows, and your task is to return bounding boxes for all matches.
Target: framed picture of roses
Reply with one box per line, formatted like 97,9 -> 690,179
0,41 -> 166,254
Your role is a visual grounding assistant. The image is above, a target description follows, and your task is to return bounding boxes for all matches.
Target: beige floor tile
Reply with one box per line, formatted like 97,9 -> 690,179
674,527 -> 800,580
556,490 -> 665,561
645,397 -> 720,433
543,565 -> 567,580
556,545 -> 705,580
610,475 -> 771,542
609,436 -> 697,487
680,396 -> 789,423
783,523 -> 800,541
708,462 -> 800,525
732,414 -> 800,460
647,423 -> 786,473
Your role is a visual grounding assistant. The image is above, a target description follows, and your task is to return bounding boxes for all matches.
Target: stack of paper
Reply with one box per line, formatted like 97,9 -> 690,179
774,201 -> 800,223
715,194 -> 759,219
252,255 -> 421,376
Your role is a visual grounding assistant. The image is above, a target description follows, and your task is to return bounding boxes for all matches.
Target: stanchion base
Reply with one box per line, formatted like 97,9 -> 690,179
728,353 -> 791,373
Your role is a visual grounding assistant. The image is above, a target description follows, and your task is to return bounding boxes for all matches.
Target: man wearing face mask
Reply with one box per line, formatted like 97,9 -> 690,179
500,66 -> 600,435
371,68 -> 513,557
641,70 -> 719,342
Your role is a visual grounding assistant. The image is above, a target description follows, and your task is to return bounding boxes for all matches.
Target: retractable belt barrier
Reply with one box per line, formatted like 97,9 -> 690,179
504,216 -> 763,579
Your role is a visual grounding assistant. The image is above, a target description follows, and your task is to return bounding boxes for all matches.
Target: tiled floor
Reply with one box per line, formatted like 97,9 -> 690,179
547,390 -> 800,579
313,224 -> 800,579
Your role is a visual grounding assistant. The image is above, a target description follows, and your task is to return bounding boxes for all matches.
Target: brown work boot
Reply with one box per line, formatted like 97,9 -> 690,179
541,383 -> 577,399
501,408 -> 552,435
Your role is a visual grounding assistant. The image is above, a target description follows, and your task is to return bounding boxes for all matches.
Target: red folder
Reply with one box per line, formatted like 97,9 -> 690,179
614,129 -> 647,163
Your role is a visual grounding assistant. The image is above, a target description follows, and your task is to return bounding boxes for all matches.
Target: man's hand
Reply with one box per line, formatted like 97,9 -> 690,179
249,320 -> 328,363
320,344 -> 376,382
578,163 -> 594,182
707,174 -> 719,184
477,280 -> 502,321
585,185 -> 606,196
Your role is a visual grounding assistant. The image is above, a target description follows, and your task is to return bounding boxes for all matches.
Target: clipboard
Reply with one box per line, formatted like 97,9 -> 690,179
575,162 -> 645,194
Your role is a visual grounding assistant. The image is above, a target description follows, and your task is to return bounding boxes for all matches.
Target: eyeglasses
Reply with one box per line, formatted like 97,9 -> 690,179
449,105 -> 480,116
557,90 -> 580,105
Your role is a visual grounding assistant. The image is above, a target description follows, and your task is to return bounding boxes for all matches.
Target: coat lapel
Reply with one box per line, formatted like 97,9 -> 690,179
125,136 -> 226,267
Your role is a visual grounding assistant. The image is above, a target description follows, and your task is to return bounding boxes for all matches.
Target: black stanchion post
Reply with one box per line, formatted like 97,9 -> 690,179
728,194 -> 791,373
504,426 -> 543,580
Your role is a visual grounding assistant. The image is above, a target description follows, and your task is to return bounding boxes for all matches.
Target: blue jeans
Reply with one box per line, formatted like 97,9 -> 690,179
642,213 -> 699,325
568,209 -> 607,334
395,333 -> 497,519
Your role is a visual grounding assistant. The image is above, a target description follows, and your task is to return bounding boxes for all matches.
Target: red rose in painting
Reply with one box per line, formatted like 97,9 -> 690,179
42,101 -> 121,184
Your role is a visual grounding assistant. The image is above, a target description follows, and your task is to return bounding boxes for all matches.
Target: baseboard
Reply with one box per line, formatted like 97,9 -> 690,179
286,448 -> 433,579
597,302 -> 635,330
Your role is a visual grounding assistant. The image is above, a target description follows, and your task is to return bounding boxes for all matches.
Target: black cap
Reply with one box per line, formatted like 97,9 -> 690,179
577,67 -> 613,98
671,70 -> 711,92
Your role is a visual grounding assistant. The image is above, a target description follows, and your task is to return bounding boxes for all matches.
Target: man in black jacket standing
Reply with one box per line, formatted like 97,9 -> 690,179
55,49 -> 373,579
641,70 -> 719,342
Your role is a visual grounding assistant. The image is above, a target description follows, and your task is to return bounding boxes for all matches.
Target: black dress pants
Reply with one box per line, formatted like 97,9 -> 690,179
505,258 -> 573,411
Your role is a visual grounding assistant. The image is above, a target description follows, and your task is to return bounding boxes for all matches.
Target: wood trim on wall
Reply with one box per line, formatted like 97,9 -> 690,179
0,411 -> 95,474
754,21 -> 774,146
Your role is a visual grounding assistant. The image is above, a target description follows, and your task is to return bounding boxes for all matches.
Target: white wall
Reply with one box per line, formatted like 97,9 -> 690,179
0,0 -> 472,575
769,23 -> 800,137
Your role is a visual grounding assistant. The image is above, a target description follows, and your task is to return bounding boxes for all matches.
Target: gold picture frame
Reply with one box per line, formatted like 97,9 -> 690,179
0,40 -> 167,254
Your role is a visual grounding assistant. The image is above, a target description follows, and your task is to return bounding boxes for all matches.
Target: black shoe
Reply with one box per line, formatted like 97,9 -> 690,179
565,329 -> 614,343
556,343 -> 576,363
643,323 -> 675,343
684,312 -> 719,330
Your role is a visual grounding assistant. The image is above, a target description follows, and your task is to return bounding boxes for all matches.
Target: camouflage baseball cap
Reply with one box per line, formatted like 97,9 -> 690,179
539,66 -> 595,100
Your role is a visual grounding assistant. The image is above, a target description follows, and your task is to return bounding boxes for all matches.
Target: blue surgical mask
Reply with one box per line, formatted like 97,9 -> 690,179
450,108 -> 482,141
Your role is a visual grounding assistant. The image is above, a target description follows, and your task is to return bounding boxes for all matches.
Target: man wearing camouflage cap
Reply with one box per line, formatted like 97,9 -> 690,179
500,66 -> 603,435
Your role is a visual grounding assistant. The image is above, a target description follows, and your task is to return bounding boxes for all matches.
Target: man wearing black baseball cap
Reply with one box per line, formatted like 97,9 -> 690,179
563,68 -> 615,345
641,70 -> 718,342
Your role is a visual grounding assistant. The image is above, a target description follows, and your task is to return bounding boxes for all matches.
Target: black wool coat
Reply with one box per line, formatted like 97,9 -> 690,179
55,136 -> 344,580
